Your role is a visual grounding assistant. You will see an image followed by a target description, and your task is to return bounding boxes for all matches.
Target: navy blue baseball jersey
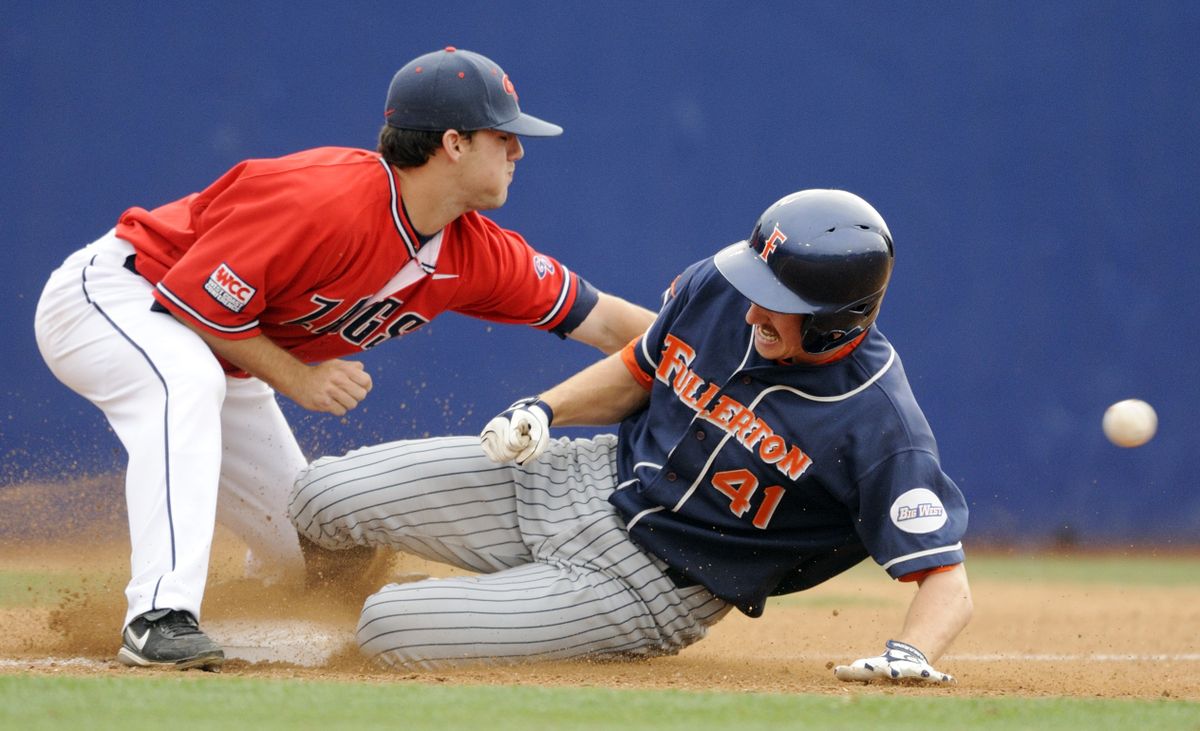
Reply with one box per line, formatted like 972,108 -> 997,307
611,257 -> 967,616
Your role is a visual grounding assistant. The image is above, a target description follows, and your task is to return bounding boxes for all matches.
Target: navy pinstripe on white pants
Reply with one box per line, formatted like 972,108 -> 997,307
289,434 -> 731,669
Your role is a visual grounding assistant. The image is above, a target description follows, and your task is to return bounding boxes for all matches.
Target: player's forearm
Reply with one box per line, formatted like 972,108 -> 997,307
540,351 -> 649,426
568,293 -> 656,354
183,323 -> 372,415
894,563 -> 973,662
185,325 -> 310,396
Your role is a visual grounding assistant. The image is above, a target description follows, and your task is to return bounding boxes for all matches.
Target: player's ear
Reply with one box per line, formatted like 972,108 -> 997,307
440,129 -> 467,161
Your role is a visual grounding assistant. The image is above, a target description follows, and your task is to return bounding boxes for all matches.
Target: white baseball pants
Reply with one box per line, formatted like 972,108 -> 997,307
34,231 -> 306,627
290,434 -> 732,669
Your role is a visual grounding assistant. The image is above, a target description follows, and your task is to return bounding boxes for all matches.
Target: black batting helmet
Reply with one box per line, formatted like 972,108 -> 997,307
714,189 -> 894,354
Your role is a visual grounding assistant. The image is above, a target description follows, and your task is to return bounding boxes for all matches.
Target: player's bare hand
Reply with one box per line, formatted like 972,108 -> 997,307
834,640 -> 955,685
480,397 -> 554,465
295,360 -> 373,416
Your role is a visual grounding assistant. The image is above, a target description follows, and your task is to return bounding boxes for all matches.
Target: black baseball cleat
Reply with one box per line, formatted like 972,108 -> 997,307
116,609 -> 225,671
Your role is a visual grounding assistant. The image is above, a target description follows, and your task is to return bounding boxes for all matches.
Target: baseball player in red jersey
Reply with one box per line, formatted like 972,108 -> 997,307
33,47 -> 654,671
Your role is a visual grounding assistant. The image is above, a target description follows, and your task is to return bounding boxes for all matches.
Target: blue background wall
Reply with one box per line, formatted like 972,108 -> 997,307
2,1 -> 1197,544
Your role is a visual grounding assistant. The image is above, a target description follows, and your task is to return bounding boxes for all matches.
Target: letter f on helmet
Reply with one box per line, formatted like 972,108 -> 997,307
759,225 -> 786,262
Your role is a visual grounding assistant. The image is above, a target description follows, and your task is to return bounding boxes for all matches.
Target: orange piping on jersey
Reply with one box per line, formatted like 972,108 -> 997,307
898,563 -> 960,583
621,338 -> 654,390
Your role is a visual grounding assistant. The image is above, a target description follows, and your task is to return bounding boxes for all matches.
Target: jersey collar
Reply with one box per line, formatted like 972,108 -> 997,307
378,156 -> 432,267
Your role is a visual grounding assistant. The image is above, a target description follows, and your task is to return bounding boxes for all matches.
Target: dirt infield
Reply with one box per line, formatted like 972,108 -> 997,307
1,477 -> 1198,699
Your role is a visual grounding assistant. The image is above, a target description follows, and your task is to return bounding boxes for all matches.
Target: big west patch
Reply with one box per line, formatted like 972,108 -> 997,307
204,263 -> 257,312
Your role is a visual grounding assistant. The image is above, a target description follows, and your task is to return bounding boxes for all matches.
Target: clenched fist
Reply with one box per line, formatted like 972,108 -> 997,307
479,397 -> 554,465
295,359 -> 373,416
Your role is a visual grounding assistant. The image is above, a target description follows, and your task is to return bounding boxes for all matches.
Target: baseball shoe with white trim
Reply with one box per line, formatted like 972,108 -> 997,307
117,609 -> 224,671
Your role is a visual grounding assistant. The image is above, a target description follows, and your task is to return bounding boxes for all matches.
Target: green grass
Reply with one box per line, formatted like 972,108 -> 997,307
963,553 -> 1200,586
788,550 -> 1200,586
3,553 -> 1195,612
0,569 -> 89,608
770,591 -> 886,608
1,675 -> 1196,731
768,552 -> 1200,609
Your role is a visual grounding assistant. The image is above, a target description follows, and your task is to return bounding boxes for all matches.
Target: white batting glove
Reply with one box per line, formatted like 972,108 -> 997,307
834,640 -> 955,684
479,397 -> 554,465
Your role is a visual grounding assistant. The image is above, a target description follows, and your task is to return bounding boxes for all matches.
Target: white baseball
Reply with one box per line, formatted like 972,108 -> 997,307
1102,399 -> 1157,448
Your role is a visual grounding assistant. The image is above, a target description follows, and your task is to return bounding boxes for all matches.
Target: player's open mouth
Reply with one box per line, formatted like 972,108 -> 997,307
754,325 -> 780,344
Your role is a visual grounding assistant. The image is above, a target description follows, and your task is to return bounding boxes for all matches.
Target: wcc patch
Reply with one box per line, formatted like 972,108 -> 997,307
204,263 -> 257,312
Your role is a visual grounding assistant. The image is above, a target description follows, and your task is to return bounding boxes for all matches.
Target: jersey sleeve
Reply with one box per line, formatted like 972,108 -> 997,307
147,164 -> 333,339
549,277 -> 599,338
850,449 -> 968,579
625,260 -> 706,381
448,214 -> 597,333
620,338 -> 654,390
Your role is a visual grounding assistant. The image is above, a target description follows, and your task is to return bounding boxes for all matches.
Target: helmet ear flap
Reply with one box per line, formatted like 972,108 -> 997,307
801,315 -> 864,354
799,291 -> 885,354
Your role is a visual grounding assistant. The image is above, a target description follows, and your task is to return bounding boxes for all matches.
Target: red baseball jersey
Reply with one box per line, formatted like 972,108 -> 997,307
116,147 -> 592,374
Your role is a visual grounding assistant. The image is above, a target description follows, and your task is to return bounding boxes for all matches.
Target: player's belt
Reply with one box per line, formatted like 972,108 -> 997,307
123,253 -> 141,277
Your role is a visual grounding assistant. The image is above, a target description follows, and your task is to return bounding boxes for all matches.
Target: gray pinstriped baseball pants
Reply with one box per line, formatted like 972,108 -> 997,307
289,434 -> 731,669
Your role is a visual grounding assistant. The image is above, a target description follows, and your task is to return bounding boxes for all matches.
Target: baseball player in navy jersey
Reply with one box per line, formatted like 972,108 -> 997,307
33,47 -> 654,671
290,189 -> 973,682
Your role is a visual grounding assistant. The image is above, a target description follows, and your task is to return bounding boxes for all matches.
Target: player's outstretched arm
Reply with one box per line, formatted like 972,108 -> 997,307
539,350 -> 649,427
567,292 -> 656,354
480,352 -> 649,464
184,324 -> 372,416
893,563 -> 973,662
835,563 -> 972,684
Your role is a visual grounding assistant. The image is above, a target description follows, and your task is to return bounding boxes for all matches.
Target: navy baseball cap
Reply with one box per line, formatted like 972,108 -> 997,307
384,47 -> 563,137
